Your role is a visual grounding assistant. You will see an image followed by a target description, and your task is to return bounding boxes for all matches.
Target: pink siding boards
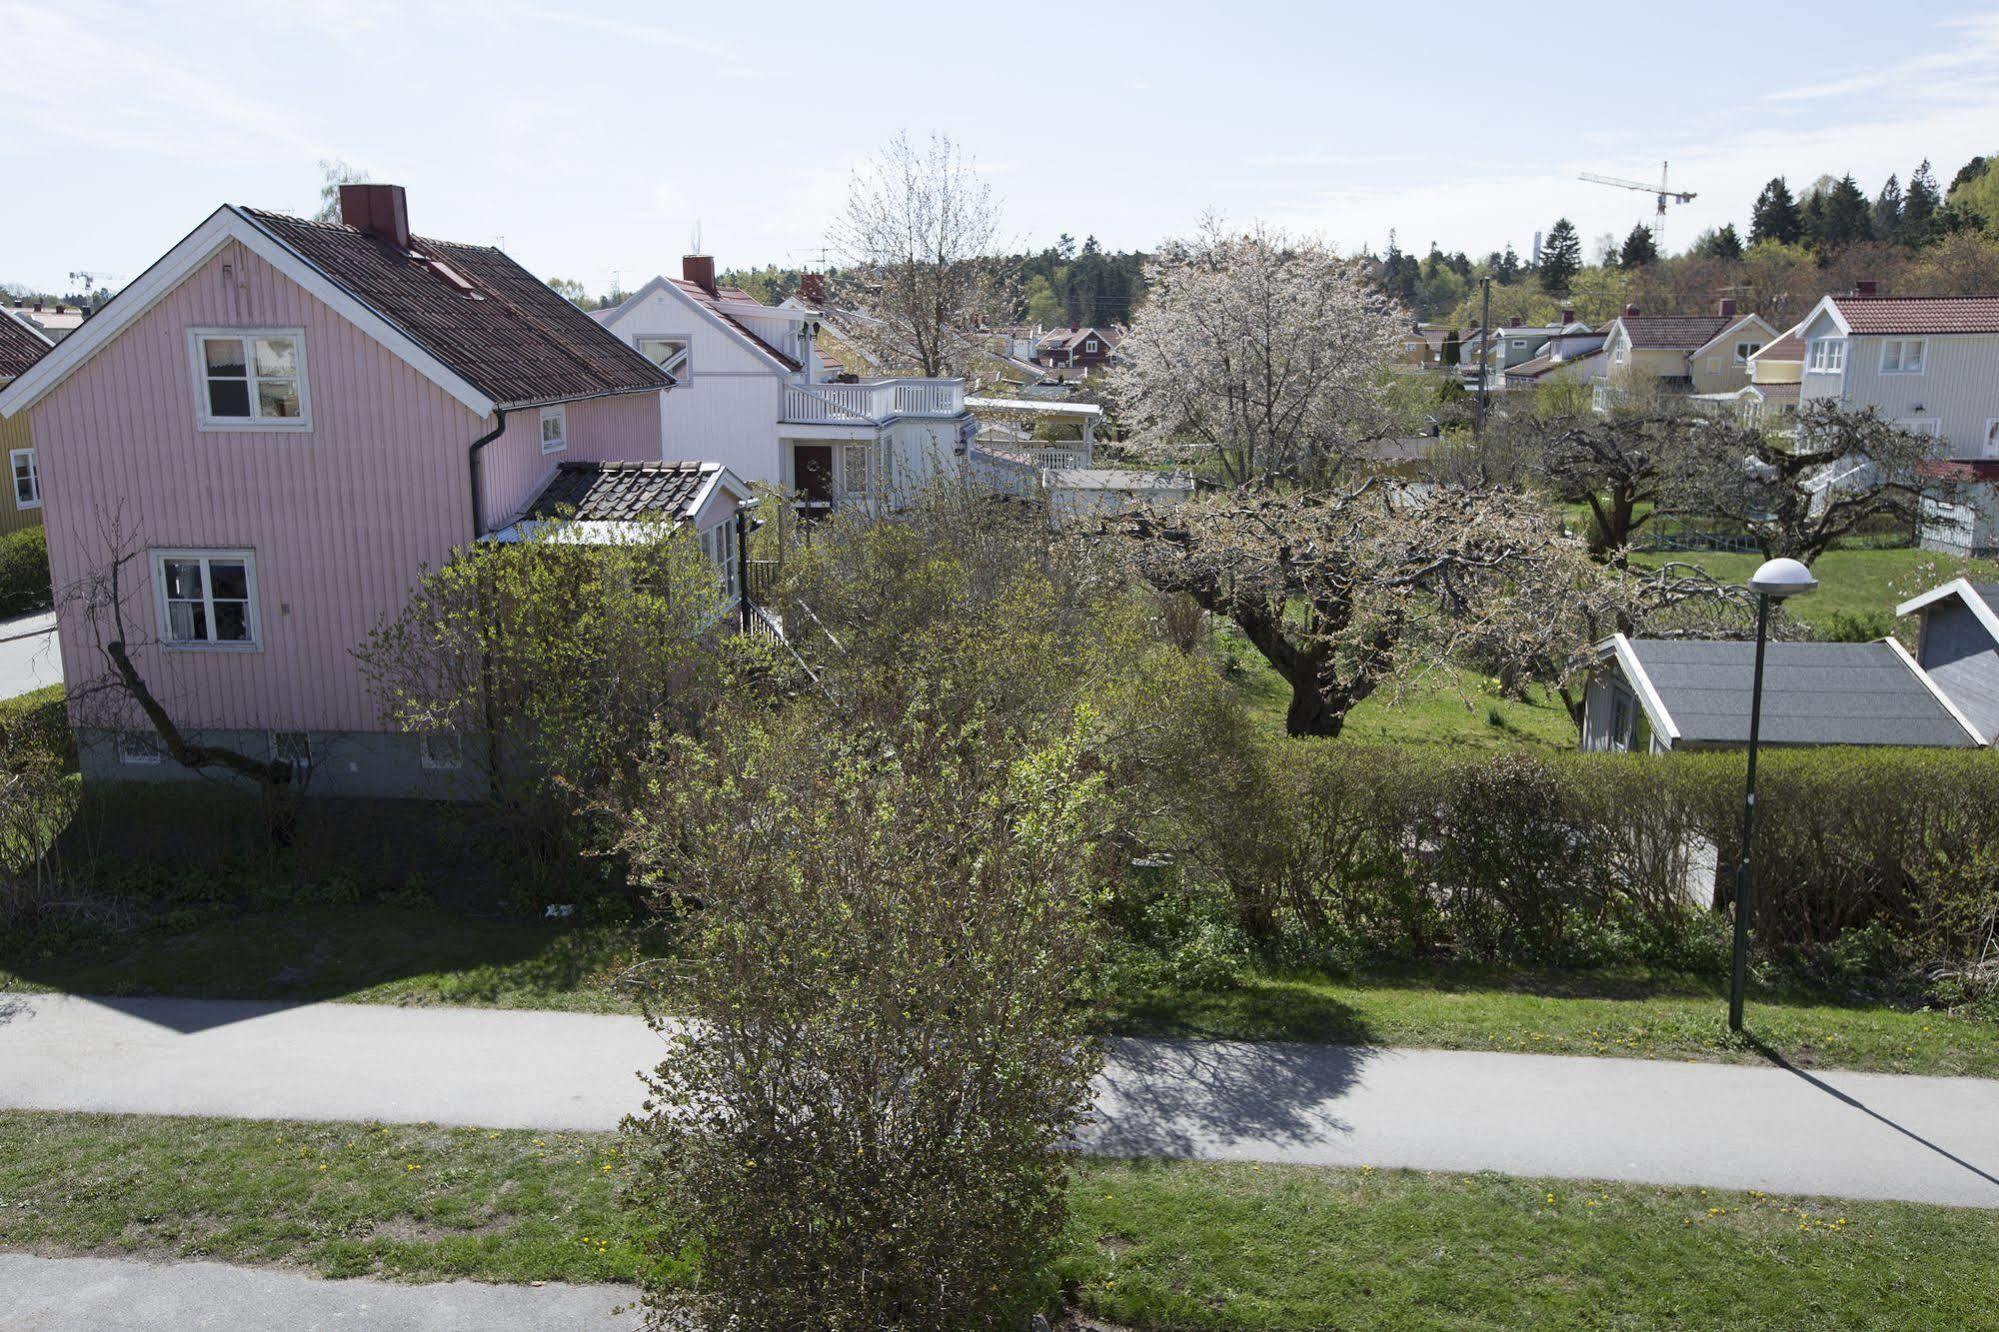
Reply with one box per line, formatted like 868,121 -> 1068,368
34,240 -> 664,736
479,391 -> 665,529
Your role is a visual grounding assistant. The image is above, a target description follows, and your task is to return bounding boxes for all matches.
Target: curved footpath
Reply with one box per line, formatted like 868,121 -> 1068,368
2,992 -> 1996,1208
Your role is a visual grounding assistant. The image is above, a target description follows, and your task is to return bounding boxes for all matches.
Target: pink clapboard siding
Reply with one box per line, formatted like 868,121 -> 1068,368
479,391 -> 664,529
34,239 -> 665,736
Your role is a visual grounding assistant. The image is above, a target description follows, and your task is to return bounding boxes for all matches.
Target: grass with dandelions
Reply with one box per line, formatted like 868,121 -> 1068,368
1,1111 -> 1994,1329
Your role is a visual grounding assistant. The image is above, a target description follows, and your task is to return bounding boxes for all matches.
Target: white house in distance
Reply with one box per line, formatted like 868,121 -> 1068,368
1790,287 -> 1999,556
593,257 -> 975,516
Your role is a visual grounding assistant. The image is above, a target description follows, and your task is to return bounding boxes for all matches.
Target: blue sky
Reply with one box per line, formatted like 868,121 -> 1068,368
6,0 -> 1999,297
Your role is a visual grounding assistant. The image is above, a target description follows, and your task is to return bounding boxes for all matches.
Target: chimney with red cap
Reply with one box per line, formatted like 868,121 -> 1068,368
340,184 -> 411,251
1717,297 -> 1737,319
682,255 -> 717,295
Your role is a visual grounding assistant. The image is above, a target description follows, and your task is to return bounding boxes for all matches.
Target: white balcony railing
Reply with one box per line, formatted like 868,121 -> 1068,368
782,377 -> 965,425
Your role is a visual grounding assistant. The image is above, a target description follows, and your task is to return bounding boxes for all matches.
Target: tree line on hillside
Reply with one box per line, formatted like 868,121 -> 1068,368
1384,152 -> 1999,328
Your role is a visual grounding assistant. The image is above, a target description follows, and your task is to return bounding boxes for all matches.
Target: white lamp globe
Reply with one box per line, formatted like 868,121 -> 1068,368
1747,557 -> 1818,599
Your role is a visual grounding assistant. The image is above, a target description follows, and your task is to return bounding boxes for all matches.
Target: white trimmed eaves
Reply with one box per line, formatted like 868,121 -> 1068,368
1896,578 -> 1999,648
1599,633 -> 1682,745
685,463 -> 753,530
1688,313 -> 1780,360
1799,295 -> 1850,338
1882,635 -> 1987,747
0,206 -> 497,420
602,276 -> 794,375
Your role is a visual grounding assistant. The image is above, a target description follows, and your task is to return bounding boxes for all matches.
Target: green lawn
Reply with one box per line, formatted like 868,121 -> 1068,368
1632,547 -> 1998,635
7,900 -> 1989,1078
1110,962 -> 1998,1079
2,1111 -> 1991,1330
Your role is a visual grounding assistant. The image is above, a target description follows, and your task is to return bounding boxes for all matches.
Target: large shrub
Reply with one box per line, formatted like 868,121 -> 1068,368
619,705 -> 1106,1331
1138,721 -> 1999,980
0,526 -> 50,617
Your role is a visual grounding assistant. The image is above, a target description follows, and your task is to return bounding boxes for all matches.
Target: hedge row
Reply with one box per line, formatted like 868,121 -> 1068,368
0,526 -> 50,618
1146,735 -> 1999,973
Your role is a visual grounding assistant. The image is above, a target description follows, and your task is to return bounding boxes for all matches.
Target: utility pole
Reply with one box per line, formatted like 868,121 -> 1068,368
1473,276 -> 1492,443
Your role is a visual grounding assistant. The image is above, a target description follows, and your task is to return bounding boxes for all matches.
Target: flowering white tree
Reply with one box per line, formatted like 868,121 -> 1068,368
1109,217 -> 1405,486
828,131 -> 1012,379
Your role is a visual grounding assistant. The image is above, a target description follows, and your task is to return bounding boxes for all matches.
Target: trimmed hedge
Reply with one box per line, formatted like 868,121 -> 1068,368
0,526 -> 51,618
1145,731 -> 1999,978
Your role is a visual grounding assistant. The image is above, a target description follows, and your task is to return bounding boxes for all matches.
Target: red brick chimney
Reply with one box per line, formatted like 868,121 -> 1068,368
1717,297 -> 1737,319
339,184 -> 411,251
1855,279 -> 1878,296
682,255 -> 717,294
797,272 -> 827,305
1624,303 -> 1641,316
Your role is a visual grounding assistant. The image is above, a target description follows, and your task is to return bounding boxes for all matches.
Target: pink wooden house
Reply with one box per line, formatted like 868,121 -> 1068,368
0,185 -> 749,797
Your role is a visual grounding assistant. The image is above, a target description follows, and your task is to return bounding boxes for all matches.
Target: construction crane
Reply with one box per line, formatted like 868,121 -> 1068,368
1578,162 -> 1697,248
67,269 -> 124,309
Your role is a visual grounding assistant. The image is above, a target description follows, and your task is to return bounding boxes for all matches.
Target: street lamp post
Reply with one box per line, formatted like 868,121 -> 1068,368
1728,557 -> 1819,1032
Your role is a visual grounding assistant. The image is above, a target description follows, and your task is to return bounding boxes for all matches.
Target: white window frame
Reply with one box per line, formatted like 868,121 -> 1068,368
1879,338 -> 1927,375
841,441 -> 872,496
9,447 -> 38,510
150,548 -> 261,652
118,731 -> 163,766
539,404 -> 567,455
1706,356 -> 1722,374
1734,340 -> 1761,367
186,327 -> 311,431
1807,337 -> 1846,374
420,732 -> 465,771
1084,338 -> 1099,353
635,336 -> 692,382
1612,344 -> 1627,366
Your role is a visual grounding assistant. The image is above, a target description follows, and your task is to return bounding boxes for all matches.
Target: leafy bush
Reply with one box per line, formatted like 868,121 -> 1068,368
0,526 -> 50,617
620,705 -> 1106,1331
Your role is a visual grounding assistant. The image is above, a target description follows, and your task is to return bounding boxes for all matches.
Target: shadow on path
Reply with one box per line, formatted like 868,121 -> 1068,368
1088,1037 -> 1379,1157
1747,1032 -> 1999,1198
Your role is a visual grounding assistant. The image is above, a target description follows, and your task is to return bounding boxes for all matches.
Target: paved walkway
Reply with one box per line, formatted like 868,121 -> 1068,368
3,993 -> 1996,1207
0,610 -> 60,701
0,1253 -> 639,1330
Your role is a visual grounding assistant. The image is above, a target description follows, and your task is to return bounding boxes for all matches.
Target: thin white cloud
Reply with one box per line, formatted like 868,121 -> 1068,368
1762,12 -> 1999,102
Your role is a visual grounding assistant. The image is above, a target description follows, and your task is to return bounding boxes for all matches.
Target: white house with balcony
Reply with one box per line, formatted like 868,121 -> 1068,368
1793,289 -> 1999,556
592,257 -> 974,516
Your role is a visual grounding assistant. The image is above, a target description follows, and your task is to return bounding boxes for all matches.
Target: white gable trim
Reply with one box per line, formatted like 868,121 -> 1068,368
1599,633 -> 1681,744
1797,295 -> 1851,338
1896,577 -> 1999,647
601,276 -> 794,375
1688,313 -> 1779,360
0,206 -> 496,420
1882,635 -> 1986,746
685,464 -> 753,530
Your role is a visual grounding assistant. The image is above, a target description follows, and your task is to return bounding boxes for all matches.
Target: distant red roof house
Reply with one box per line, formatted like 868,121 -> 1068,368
1034,325 -> 1120,369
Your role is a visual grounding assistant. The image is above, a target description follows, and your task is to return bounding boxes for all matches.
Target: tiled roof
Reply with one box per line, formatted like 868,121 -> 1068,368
525,460 -> 718,523
1749,382 -> 1801,404
1617,316 -> 1733,350
243,209 -> 671,408
1755,333 -> 1806,362
1828,295 -> 1999,335
0,309 -> 53,380
1037,326 -> 1119,351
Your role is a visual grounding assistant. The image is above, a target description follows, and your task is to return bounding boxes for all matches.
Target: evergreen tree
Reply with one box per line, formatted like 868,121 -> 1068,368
1495,244 -> 1522,282
1692,224 -> 1743,260
1538,218 -> 1582,295
1813,174 -> 1873,251
1871,174 -> 1903,242
1617,223 -> 1659,268
1749,177 -> 1803,246
1899,159 -> 1943,247
1948,155 -> 1989,194
1441,328 -> 1461,367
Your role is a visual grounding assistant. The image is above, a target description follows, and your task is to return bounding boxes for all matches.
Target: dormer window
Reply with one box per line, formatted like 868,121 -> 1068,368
190,328 -> 310,430
1807,338 -> 1846,374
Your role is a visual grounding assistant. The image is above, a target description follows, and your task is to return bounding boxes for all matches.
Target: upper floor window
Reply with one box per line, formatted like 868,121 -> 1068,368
153,549 -> 259,649
9,448 -> 37,510
1879,339 -> 1926,374
1807,338 -> 1845,374
1734,340 -> 1762,366
1085,338 -> 1099,353
637,337 -> 691,382
540,404 -> 567,454
190,328 -> 309,429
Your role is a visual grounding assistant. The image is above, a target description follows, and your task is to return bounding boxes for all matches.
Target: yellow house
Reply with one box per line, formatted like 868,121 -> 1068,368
1597,299 -> 1777,401
0,309 -> 52,537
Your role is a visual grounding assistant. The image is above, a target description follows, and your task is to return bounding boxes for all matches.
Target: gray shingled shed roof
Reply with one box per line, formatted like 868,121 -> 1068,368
1624,639 -> 1975,748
